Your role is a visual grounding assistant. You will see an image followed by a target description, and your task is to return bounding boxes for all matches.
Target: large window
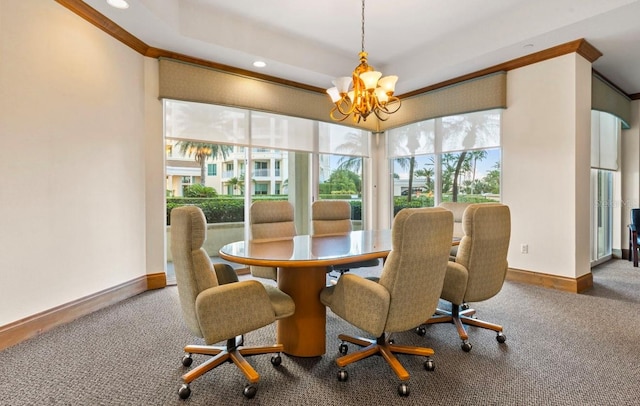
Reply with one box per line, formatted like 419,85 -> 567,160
164,100 -> 372,282
387,109 -> 502,217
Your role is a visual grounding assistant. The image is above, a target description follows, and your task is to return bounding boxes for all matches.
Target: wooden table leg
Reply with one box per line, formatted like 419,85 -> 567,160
277,266 -> 327,357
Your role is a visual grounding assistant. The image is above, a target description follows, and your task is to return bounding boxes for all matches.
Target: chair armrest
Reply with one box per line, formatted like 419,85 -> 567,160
213,263 -> 239,285
321,273 -> 390,337
195,280 -> 276,344
629,223 -> 636,232
440,261 -> 469,305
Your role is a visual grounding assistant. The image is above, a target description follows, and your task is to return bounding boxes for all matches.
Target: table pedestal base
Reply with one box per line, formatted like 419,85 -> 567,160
277,266 -> 327,357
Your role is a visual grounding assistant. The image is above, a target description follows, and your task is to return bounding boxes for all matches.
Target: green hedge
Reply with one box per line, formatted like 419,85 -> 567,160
167,195 -> 497,224
166,196 -> 288,225
166,196 -> 364,225
392,195 -> 497,216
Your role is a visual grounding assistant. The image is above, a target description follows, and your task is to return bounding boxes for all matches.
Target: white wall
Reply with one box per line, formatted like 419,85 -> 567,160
0,1 -> 156,325
502,53 -> 592,279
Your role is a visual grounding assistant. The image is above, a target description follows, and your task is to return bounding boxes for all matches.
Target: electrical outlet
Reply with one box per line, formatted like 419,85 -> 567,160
520,244 -> 528,254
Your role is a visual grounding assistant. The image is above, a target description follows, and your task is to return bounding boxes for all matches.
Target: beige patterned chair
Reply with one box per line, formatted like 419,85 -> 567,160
320,207 -> 453,397
311,200 -> 380,281
438,201 -> 470,260
249,201 -> 297,281
420,203 -> 511,352
170,206 -> 295,400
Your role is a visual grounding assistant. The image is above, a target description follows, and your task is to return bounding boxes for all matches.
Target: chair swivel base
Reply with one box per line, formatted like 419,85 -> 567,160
334,332 -> 435,397
178,336 -> 283,400
423,304 -> 506,352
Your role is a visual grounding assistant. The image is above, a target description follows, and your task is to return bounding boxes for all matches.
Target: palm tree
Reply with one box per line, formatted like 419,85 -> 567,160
335,131 -> 366,175
177,142 -> 233,185
451,151 -> 468,201
227,177 -> 240,195
442,112 -> 497,201
395,157 -> 416,201
172,101 -> 236,185
468,150 -> 488,194
414,166 -> 434,193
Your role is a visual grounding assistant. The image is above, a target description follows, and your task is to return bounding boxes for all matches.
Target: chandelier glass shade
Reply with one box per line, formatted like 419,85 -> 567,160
326,0 -> 401,123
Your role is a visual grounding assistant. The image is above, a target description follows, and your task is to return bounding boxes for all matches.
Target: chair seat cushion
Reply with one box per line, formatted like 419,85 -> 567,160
264,285 -> 296,319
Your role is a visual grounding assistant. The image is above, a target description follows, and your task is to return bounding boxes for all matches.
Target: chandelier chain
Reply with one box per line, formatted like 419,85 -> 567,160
361,0 -> 365,53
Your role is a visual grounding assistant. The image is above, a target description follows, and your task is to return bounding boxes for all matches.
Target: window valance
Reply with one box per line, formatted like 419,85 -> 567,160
159,58 -> 507,133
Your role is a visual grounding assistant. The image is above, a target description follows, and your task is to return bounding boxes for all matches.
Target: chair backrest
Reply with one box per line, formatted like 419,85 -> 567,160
170,205 -> 220,338
250,201 -> 297,239
378,207 -> 453,333
456,203 -> 511,302
311,200 -> 352,236
631,208 -> 640,227
439,202 -> 471,238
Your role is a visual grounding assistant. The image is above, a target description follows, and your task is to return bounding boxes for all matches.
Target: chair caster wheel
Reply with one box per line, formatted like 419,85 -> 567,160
496,332 -> 507,343
339,343 -> 348,355
398,382 -> 410,396
337,369 -> 349,382
461,303 -> 470,310
181,354 -> 193,367
243,384 -> 257,399
271,354 -> 282,366
461,341 -> 472,352
178,384 -> 191,400
415,326 -> 427,336
424,357 -> 435,371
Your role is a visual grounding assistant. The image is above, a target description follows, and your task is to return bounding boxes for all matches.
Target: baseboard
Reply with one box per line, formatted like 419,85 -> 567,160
0,274 -> 159,351
506,268 -> 593,293
147,272 -> 167,290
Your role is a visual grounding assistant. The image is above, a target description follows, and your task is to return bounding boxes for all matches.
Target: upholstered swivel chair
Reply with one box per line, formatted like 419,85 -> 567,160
438,201 -> 470,260
170,206 -> 295,400
420,203 -> 511,352
249,201 -> 297,281
320,207 -> 453,396
628,208 -> 640,267
311,200 -> 380,280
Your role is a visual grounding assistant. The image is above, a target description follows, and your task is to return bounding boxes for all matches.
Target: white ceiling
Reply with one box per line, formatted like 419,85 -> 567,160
84,0 -> 640,96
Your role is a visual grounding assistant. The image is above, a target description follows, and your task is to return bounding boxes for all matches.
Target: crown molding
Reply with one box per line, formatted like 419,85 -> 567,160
56,1 -> 632,100
401,39 -> 602,98
54,0 -> 325,94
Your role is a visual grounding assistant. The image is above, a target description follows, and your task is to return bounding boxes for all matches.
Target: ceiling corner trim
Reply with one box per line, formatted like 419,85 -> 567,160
575,39 -> 603,63
55,0 -> 149,55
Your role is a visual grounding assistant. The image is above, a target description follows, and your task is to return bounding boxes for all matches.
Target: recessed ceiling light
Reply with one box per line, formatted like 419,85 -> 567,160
107,0 -> 129,9
253,61 -> 267,68
523,43 -> 534,48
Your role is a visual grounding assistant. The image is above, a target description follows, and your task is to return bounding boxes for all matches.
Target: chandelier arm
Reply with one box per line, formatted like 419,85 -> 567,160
335,98 -> 356,116
330,105 -> 350,122
384,96 -> 402,114
373,107 -> 390,122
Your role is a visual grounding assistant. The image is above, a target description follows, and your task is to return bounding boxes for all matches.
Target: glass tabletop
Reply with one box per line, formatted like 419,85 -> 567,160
219,229 -> 392,267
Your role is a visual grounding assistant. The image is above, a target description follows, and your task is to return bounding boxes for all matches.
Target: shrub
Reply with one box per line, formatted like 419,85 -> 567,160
183,184 -> 217,198
167,197 -> 243,225
166,196 -> 290,225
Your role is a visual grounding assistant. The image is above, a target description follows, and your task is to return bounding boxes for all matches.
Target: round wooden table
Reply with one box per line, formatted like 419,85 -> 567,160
219,230 -> 392,357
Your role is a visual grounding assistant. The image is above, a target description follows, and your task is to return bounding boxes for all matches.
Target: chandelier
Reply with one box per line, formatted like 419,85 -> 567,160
326,0 -> 401,123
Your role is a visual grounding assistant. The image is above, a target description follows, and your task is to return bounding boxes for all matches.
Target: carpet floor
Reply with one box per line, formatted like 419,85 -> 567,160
1,259 -> 638,405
